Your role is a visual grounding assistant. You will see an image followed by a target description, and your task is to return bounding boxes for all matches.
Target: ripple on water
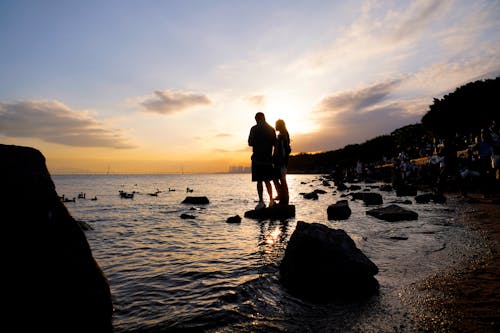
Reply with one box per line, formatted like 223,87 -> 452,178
52,174 -> 482,332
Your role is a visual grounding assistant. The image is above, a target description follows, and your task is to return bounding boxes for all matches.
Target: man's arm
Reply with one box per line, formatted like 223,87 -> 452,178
248,127 -> 255,147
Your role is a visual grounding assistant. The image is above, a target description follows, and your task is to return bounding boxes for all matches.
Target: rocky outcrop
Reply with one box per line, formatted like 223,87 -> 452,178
244,205 -> 296,220
279,221 -> 379,302
366,204 -> 418,222
1,144 -> 113,332
327,200 -> 352,220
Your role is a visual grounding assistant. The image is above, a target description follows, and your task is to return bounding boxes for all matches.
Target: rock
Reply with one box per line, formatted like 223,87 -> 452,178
77,220 -> 94,231
415,193 -> 447,204
180,213 -> 196,219
379,184 -> 393,192
279,221 -> 379,302
181,196 -> 210,204
244,205 -> 295,220
303,192 -> 319,200
335,182 -> 348,191
366,204 -> 418,222
0,144 -> 112,332
226,215 -> 242,223
327,200 -> 352,220
395,184 -> 418,197
351,192 -> 383,205
314,189 -> 327,194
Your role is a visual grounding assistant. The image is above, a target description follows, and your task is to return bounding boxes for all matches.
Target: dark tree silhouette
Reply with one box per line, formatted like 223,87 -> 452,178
421,77 -> 500,138
288,76 -> 500,174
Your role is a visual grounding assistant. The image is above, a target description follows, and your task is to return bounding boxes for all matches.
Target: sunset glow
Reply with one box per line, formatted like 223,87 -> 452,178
1,1 -> 499,173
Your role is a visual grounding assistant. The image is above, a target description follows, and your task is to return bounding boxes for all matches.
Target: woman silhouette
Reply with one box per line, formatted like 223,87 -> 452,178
273,119 -> 291,205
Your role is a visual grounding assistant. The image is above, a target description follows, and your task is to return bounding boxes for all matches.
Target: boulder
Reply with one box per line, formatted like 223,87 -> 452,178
279,221 -> 379,302
180,213 -> 196,219
182,196 -> 210,204
226,215 -> 242,223
302,191 -> 319,200
366,204 -> 418,222
351,192 -> 383,205
395,184 -> 418,197
0,144 -> 113,332
415,193 -> 447,204
327,200 -> 352,220
244,205 -> 295,220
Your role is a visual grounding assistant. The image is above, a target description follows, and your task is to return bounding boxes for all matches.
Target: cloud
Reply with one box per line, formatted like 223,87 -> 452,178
292,0 -> 457,74
316,79 -> 403,114
0,100 -> 135,148
245,95 -> 266,107
139,90 -> 211,115
292,78 -> 428,152
215,133 -> 232,138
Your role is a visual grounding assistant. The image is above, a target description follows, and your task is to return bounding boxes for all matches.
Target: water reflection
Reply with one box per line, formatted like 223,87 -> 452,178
257,219 -> 290,267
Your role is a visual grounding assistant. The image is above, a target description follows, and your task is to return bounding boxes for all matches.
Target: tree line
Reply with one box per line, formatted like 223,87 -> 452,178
288,76 -> 500,174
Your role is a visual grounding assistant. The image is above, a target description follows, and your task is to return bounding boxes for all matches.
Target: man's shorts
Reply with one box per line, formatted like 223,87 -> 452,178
251,161 -> 274,182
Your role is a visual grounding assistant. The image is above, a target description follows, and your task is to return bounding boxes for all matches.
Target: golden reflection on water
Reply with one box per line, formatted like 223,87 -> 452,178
266,226 -> 282,246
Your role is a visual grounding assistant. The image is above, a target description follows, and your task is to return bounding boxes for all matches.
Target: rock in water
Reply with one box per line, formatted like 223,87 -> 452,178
244,204 -> 295,220
366,204 -> 418,222
181,196 -> 210,204
0,144 -> 113,332
279,221 -> 379,302
327,200 -> 352,220
226,215 -> 242,223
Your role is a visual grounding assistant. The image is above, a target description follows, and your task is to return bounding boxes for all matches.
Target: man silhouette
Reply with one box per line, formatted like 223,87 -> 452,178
248,112 -> 277,209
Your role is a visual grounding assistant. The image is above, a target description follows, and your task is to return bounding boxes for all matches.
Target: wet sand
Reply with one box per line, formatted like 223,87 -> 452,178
405,193 -> 500,332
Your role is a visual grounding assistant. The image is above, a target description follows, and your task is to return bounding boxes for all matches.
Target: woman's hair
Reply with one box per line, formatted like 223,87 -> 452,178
275,119 -> 290,142
275,119 -> 287,133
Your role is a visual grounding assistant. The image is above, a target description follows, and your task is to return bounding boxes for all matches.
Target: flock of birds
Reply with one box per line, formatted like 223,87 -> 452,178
60,187 -> 195,202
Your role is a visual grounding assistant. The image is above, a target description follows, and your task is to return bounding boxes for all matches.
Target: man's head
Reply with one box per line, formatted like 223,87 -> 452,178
255,112 -> 265,122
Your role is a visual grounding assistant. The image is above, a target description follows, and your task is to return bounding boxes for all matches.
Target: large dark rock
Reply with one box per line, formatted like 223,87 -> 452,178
415,192 -> 447,204
395,184 -> 418,197
244,205 -> 295,220
327,200 -> 352,220
0,144 -> 113,332
366,204 -> 418,222
351,192 -> 383,205
182,196 -> 210,204
279,221 -> 379,302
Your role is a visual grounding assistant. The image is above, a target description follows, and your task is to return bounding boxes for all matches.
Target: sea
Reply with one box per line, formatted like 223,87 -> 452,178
52,173 -> 485,332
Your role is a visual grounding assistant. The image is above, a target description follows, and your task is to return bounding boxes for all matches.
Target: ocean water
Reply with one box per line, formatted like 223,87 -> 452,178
53,174 -> 482,332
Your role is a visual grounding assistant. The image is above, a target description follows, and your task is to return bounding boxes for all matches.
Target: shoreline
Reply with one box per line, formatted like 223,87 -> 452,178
407,193 -> 500,332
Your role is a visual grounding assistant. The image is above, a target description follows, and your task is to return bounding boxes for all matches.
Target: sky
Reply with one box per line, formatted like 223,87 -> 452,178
1,0 -> 499,173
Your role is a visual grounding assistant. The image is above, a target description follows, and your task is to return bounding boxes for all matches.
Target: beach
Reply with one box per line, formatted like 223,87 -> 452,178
403,193 -> 500,332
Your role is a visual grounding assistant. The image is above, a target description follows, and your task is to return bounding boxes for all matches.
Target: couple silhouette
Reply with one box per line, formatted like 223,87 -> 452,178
248,112 -> 291,209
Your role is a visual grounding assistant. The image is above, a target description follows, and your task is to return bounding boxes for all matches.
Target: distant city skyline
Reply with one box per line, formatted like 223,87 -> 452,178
1,0 -> 499,173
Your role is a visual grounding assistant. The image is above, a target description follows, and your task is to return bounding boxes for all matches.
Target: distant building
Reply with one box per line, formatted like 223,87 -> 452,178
228,165 -> 251,173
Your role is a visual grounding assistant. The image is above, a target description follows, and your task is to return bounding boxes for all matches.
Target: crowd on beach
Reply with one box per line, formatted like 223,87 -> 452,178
352,120 -> 500,199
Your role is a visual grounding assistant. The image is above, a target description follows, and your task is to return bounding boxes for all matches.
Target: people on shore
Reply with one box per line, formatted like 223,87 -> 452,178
273,119 -> 291,205
248,112 -> 277,210
471,129 -> 494,197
